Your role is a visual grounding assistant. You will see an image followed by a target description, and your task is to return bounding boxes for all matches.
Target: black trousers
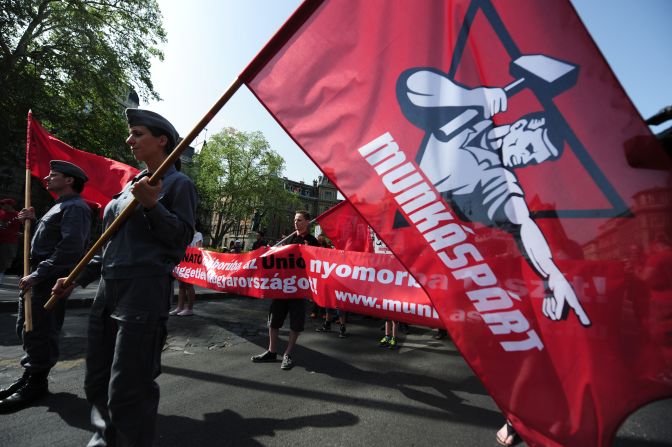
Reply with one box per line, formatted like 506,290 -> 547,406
16,276 -> 66,376
85,275 -> 171,447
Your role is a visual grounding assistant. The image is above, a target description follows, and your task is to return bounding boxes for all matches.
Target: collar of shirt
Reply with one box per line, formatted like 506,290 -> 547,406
55,193 -> 81,203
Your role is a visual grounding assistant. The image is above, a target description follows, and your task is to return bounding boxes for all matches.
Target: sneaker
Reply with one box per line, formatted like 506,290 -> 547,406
251,351 -> 277,363
388,337 -> 398,349
169,308 -> 182,316
379,336 -> 390,347
315,321 -> 331,332
338,325 -> 347,338
280,354 -> 294,370
177,309 -> 193,316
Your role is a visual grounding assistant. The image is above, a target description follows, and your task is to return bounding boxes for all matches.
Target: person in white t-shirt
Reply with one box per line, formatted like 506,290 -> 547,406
171,230 -> 203,316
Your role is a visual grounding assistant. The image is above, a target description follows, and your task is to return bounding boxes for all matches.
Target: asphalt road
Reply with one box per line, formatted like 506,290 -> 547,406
0,295 -> 670,446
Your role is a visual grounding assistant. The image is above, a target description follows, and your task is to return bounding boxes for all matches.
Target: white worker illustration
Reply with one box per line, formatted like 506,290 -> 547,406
396,55 -> 591,327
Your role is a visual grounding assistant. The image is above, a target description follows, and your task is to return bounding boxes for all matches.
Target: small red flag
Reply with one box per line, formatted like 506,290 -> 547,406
26,112 -> 139,214
317,201 -> 373,252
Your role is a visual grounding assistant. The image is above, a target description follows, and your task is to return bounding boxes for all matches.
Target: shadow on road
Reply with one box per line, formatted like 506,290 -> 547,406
156,409 -> 359,446
235,319 -> 499,426
45,391 -> 91,431
0,312 -> 19,347
164,352 -> 501,430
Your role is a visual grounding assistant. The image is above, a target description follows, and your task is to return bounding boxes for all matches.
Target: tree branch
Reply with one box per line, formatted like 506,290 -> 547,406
10,0 -> 54,66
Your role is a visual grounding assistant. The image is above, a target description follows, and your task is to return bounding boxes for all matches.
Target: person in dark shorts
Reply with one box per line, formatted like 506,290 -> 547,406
252,210 -> 318,370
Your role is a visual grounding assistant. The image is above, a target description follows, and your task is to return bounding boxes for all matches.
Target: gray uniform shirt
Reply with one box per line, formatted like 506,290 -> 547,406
29,193 -> 91,281
77,166 -> 197,285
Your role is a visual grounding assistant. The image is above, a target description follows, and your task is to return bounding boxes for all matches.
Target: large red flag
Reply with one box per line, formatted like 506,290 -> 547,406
26,111 -> 139,212
243,1 -> 672,445
317,201 -> 374,252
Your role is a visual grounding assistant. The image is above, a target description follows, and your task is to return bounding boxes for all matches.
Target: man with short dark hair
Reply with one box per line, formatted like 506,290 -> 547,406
0,160 -> 91,411
251,230 -> 267,250
252,210 -> 318,370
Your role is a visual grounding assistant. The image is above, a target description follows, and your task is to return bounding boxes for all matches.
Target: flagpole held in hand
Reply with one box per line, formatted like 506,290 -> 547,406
272,217 -> 319,247
44,77 -> 244,310
22,167 -> 33,332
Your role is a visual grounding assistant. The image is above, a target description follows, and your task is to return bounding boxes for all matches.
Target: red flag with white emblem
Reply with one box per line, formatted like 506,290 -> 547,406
242,1 -> 672,445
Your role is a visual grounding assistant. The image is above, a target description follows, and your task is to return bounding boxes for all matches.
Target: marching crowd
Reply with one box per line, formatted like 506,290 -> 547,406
9,106 -> 669,446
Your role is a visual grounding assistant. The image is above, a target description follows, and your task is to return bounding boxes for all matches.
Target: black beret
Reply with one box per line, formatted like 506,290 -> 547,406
125,108 -> 179,148
50,160 -> 88,182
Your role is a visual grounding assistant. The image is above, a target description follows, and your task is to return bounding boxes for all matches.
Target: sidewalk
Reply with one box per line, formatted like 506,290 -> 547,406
0,274 -> 225,313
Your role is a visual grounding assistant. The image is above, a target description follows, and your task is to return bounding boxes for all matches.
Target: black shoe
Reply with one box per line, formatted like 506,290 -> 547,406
338,325 -> 347,338
0,381 -> 48,413
315,321 -> 331,332
0,371 -> 30,400
251,350 -> 277,363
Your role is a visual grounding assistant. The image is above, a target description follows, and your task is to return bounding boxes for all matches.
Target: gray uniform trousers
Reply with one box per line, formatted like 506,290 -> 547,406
85,275 -> 171,447
16,275 -> 67,377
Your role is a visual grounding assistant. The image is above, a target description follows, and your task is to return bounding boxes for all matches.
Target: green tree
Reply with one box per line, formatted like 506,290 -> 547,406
194,127 -> 301,248
0,0 -> 166,166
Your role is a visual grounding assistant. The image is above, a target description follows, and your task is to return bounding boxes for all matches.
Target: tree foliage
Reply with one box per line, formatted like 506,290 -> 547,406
194,128 -> 301,247
0,0 -> 166,166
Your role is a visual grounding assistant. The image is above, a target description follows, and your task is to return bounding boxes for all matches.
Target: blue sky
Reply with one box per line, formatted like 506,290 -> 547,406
145,0 -> 672,183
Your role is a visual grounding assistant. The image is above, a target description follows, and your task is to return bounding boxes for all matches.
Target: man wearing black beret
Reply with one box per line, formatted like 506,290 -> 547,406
0,160 -> 91,412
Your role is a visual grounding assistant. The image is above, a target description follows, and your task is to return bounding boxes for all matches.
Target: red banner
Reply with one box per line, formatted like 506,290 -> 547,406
317,201 -> 373,252
26,111 -> 139,213
174,246 -> 442,328
243,1 -> 672,445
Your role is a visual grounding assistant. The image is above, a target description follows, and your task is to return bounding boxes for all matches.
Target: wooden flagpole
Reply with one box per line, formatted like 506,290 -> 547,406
23,111 -> 34,331
44,77 -> 244,310
272,217 -> 318,247
22,168 -> 33,332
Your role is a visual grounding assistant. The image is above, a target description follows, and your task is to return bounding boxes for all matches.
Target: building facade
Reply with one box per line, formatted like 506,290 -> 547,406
583,186 -> 672,260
